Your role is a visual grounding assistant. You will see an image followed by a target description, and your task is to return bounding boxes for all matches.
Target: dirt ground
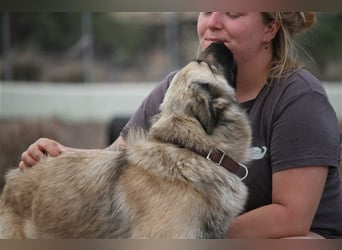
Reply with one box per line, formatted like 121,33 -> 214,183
0,118 -> 111,189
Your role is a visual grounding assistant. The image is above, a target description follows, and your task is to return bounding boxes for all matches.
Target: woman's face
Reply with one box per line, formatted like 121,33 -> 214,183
197,12 -> 272,62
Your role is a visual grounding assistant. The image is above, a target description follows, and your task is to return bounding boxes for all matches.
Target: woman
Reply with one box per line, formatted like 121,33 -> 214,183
19,12 -> 342,239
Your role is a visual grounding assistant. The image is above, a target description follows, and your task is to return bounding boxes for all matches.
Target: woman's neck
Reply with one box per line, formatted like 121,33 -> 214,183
235,51 -> 272,103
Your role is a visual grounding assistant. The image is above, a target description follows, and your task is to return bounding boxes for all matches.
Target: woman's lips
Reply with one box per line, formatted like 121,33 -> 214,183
202,38 -> 230,49
207,38 -> 223,42
206,38 -> 229,45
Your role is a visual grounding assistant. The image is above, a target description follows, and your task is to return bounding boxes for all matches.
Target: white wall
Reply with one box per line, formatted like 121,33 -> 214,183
324,83 -> 342,120
0,82 -> 155,122
1,82 -> 342,122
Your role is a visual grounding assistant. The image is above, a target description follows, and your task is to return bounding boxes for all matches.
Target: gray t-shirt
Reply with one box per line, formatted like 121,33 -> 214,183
121,69 -> 342,238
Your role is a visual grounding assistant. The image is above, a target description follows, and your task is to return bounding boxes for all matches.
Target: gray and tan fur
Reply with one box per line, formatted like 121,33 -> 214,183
0,43 -> 252,239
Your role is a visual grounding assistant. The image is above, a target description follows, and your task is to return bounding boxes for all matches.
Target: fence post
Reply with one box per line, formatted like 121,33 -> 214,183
2,13 -> 12,81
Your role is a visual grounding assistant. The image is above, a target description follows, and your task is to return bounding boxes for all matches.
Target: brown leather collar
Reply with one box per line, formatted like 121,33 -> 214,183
169,139 -> 247,179
202,149 -> 240,174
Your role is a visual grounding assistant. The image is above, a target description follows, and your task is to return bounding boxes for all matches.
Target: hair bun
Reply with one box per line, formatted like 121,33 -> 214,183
302,12 -> 316,29
279,12 -> 316,35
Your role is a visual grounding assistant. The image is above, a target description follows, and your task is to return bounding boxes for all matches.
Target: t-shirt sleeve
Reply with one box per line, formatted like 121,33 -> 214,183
270,87 -> 341,172
120,71 -> 177,138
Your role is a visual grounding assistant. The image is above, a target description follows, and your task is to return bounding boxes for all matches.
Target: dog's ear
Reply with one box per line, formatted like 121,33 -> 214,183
186,82 -> 223,134
197,42 -> 238,88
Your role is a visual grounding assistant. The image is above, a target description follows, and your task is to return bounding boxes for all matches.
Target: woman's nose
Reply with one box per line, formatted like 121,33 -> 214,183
207,12 -> 224,30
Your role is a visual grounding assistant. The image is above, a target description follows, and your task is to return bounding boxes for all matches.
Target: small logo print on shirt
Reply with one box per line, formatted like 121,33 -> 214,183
250,146 -> 267,160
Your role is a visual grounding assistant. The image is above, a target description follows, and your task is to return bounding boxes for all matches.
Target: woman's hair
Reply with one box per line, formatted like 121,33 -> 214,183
261,12 -> 316,81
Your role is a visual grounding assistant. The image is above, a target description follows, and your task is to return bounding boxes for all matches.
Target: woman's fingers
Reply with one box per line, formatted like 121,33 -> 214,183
19,138 -> 63,170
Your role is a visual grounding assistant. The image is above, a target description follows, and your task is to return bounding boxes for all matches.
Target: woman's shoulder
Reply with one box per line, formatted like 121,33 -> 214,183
163,70 -> 179,87
259,68 -> 331,114
148,70 -> 179,101
274,68 -> 327,97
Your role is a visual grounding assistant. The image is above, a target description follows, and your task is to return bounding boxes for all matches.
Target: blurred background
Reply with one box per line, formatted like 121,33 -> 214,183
0,12 -> 342,188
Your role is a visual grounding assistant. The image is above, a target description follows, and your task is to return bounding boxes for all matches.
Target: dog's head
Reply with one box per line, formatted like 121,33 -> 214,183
159,43 -> 238,133
196,42 -> 237,89
149,43 -> 251,162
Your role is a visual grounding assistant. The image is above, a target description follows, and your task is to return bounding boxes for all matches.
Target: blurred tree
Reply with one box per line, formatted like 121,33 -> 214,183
297,13 -> 342,80
9,13 -> 81,52
93,13 -> 154,66
1,12 -> 341,82
312,13 -> 342,63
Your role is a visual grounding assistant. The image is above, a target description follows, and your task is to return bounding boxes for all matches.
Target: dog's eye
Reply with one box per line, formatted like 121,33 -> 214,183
207,64 -> 222,76
210,65 -> 220,72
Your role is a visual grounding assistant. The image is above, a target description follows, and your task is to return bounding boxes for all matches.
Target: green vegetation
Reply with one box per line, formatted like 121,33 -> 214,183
0,12 -> 341,82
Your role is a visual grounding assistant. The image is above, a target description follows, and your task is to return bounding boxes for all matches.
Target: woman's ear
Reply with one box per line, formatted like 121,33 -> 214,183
263,20 -> 280,43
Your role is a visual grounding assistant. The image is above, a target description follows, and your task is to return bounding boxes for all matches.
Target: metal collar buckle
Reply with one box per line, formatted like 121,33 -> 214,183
206,149 -> 225,165
206,149 -> 248,181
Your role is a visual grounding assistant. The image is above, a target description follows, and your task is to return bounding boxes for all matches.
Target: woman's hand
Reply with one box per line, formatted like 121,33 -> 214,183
19,138 -> 66,171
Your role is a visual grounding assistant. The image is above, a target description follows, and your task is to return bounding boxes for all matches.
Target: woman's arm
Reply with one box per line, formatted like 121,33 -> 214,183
227,166 -> 328,238
18,136 -> 126,171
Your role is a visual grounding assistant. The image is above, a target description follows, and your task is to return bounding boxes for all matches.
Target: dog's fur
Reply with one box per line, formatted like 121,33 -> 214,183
0,43 -> 252,239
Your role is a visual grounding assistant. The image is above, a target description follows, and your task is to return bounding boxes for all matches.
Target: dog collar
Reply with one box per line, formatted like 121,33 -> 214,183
170,139 -> 248,180
204,149 -> 248,181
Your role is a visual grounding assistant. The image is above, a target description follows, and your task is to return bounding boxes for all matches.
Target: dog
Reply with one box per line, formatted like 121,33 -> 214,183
0,43 -> 252,239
